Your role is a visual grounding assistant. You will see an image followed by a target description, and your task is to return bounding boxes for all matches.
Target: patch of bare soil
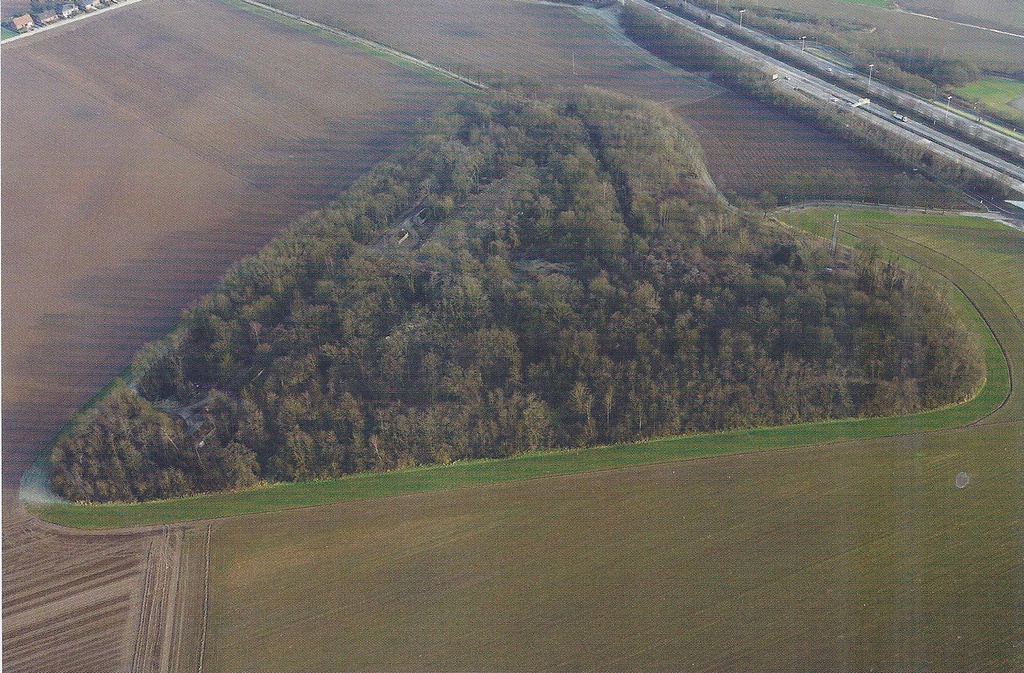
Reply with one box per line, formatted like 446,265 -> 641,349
261,0 -> 720,104
2,510 -> 206,673
679,91 -> 952,205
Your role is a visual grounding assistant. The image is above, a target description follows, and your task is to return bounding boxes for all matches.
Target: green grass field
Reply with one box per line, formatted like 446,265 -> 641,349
1,26 -> 19,40
955,77 -> 1024,124
199,208 -> 1023,671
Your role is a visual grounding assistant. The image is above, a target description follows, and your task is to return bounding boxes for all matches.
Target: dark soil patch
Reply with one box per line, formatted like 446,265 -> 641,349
679,91 -> 961,206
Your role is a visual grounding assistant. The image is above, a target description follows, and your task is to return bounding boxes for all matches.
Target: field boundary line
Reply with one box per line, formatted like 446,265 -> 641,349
131,539 -> 155,673
197,524 -> 212,673
226,0 -> 487,90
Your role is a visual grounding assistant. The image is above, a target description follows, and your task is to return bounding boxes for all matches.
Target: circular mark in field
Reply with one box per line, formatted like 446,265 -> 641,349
955,472 -> 970,489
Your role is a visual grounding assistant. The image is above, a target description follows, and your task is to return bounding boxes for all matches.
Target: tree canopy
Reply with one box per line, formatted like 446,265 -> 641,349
51,89 -> 984,502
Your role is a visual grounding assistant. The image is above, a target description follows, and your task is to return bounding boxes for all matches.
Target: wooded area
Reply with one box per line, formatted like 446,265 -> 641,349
50,89 -> 984,502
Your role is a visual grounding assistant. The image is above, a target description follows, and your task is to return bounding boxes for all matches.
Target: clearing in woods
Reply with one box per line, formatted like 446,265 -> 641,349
191,208 -> 1022,672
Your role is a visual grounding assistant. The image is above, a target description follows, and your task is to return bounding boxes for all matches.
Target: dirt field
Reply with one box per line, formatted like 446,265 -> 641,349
204,427 -> 1022,672
1,0 -> 458,491
679,91 -> 951,203
257,0 -> 719,105
1,507 -> 206,672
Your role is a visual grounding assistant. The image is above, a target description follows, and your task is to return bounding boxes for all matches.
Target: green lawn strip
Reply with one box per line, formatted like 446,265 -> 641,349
37,215 -> 1011,529
32,394 -> 998,530
1,26 -> 18,40
955,77 -> 1024,124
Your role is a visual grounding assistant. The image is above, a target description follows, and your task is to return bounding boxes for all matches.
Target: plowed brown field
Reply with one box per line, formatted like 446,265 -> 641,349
680,91 -> 952,204
2,508 -> 206,672
256,0 -> 719,104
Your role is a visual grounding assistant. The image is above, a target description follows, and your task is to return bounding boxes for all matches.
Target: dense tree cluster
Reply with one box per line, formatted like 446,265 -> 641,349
51,89 -> 983,502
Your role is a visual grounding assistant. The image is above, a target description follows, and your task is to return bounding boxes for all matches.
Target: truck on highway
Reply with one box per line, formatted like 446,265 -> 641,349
892,112 -> 907,122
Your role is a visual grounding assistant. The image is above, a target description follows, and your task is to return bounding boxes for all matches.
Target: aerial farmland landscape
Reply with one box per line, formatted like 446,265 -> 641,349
2,0 -> 1022,671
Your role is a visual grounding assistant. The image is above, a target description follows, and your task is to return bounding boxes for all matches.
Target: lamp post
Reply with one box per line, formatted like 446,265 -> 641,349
800,35 -> 807,52
867,63 -> 874,89
738,8 -> 746,27
946,95 -> 952,124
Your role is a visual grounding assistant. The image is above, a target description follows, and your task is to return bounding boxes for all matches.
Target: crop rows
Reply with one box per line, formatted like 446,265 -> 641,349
2,519 -> 147,672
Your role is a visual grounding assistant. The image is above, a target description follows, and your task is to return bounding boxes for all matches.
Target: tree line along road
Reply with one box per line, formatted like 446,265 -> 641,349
631,0 -> 1024,196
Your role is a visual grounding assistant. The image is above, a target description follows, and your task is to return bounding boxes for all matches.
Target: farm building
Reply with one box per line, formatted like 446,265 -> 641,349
10,13 -> 35,31
57,3 -> 77,17
78,0 -> 101,10
35,9 -> 58,23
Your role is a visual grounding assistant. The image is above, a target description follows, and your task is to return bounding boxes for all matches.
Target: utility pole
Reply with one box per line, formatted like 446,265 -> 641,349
829,214 -> 839,258
738,8 -> 746,27
867,63 -> 874,89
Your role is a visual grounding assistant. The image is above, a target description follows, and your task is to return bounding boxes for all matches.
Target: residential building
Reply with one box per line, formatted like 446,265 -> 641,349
10,13 -> 35,31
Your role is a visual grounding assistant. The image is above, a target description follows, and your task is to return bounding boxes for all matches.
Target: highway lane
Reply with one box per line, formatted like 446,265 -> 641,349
629,0 -> 1024,195
685,1 -> 1024,163
661,0 -> 1024,162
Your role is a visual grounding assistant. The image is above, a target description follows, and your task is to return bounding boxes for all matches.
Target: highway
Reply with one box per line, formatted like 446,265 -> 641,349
629,0 -> 1024,196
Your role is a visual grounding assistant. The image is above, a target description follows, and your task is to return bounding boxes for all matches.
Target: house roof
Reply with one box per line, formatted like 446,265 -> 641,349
36,9 -> 57,18
60,3 -> 77,10
12,14 -> 34,28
